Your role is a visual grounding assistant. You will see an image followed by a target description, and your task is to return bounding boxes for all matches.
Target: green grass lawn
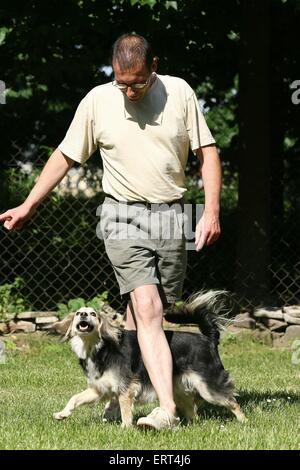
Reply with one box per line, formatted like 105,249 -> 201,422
0,331 -> 299,450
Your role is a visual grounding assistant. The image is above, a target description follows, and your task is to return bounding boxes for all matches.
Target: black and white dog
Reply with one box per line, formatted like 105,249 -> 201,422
53,291 -> 246,427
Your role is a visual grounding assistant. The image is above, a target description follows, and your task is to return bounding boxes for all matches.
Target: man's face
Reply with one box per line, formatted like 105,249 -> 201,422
113,60 -> 156,102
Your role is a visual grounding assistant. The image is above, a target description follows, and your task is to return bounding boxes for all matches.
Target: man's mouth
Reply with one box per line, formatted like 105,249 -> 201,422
126,94 -> 141,101
77,321 -> 93,333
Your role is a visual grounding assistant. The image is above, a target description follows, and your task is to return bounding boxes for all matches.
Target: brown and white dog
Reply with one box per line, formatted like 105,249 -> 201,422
53,292 -> 246,427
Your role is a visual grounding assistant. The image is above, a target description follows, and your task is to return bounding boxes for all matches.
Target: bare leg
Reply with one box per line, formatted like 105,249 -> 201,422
53,388 -> 100,420
130,285 -> 176,416
124,301 -> 137,331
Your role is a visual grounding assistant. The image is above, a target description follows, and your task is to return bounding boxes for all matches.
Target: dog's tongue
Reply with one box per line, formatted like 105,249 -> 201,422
79,323 -> 89,331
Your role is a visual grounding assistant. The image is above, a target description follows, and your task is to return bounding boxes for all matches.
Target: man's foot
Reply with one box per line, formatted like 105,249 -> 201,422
137,407 -> 180,430
102,398 -> 121,423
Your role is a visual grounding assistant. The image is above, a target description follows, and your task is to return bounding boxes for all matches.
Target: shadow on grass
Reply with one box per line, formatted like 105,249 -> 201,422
199,389 -> 300,422
101,389 -> 300,426
51,390 -> 300,429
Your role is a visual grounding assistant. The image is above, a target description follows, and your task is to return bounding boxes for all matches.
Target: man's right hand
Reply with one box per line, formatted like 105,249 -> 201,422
0,203 -> 35,230
0,149 -> 74,232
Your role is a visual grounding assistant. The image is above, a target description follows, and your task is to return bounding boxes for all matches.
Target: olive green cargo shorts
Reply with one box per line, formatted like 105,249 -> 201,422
100,196 -> 187,306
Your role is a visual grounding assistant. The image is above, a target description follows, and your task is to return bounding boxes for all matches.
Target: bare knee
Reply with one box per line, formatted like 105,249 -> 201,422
132,293 -> 163,329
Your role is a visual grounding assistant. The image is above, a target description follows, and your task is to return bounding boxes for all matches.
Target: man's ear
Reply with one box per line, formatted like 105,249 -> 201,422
151,56 -> 158,73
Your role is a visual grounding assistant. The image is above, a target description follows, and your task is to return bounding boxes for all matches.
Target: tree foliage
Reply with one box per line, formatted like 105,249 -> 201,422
0,0 -> 240,163
0,0 -> 299,164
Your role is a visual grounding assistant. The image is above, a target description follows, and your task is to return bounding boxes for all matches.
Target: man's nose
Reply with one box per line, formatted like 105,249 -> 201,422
126,86 -> 136,97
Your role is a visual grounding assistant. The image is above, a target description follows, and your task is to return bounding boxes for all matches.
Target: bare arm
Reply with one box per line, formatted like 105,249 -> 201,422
195,145 -> 221,251
0,148 -> 74,230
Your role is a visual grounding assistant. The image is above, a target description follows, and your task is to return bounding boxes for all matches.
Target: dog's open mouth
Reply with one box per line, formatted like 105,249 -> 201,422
77,321 -> 94,333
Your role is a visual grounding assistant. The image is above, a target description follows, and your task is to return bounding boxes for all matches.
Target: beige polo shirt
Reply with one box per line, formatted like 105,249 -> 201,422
58,74 -> 215,203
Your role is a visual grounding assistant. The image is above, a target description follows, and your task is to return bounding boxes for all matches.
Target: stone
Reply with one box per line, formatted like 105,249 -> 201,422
16,311 -> 58,320
271,332 -> 285,340
272,336 -> 286,348
45,313 -> 74,335
0,322 -> 9,335
3,314 -> 14,321
233,312 -> 256,329
8,321 -> 36,333
282,306 -> 300,318
252,329 -> 273,346
260,318 -> 288,331
35,316 -> 59,325
284,325 -> 300,341
273,326 -> 300,347
283,314 -> 300,325
253,307 -> 284,319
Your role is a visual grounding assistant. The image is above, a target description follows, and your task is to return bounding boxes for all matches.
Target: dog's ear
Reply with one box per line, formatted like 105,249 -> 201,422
50,313 -> 75,341
62,316 -> 75,342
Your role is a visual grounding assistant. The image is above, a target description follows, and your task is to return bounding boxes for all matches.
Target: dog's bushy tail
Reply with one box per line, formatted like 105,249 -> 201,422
165,290 -> 231,345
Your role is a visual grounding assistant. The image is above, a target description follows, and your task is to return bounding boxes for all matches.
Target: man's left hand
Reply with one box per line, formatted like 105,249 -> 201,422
195,210 -> 221,251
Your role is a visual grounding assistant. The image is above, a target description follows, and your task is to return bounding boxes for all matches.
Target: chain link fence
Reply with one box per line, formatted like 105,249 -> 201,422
0,143 -> 299,313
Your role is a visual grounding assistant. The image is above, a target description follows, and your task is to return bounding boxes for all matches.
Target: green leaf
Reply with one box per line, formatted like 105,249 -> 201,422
0,27 -> 12,46
87,292 -> 109,311
165,1 -> 177,10
227,30 -> 240,41
68,298 -> 86,311
131,0 -> 157,7
56,303 -> 69,318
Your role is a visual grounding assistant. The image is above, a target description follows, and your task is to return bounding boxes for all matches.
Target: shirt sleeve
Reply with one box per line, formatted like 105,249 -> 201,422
58,91 -> 98,164
185,92 -> 216,152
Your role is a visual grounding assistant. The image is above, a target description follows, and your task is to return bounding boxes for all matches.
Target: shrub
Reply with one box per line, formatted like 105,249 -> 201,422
56,291 -> 108,318
0,277 -> 30,319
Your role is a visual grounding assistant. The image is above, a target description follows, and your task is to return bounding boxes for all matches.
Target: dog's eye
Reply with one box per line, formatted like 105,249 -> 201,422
75,312 -> 81,316
91,312 -> 96,317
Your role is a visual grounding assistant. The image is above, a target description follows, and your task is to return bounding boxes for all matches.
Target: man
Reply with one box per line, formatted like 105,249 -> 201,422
0,34 -> 221,430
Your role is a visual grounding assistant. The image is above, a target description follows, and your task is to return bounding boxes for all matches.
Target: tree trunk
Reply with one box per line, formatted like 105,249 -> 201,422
236,0 -> 271,304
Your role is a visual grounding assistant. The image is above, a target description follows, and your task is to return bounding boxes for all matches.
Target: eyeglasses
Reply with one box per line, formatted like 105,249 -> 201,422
112,74 -> 152,91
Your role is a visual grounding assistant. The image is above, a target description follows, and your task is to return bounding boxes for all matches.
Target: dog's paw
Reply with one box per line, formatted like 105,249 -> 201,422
237,413 -> 248,423
53,411 -> 70,420
121,422 -> 133,429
